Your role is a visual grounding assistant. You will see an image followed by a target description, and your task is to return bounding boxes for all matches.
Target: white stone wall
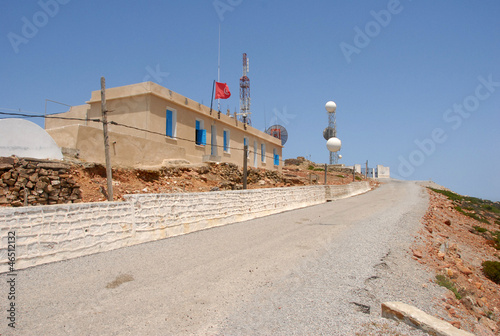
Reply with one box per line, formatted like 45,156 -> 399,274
0,182 -> 370,273
125,186 -> 328,243
325,182 -> 371,200
376,165 -> 391,178
0,202 -> 134,273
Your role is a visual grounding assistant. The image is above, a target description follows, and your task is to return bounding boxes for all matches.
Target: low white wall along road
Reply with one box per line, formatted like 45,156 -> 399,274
0,182 -> 371,273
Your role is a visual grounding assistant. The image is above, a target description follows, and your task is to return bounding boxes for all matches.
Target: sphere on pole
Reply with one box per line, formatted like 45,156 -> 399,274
325,101 -> 337,113
326,137 -> 341,152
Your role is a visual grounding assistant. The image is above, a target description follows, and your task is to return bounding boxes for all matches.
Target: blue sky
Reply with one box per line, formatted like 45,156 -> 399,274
1,1 -> 499,201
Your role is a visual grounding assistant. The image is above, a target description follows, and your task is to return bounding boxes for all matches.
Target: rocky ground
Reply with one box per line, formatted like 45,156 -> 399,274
69,156 -> 369,203
5,154 -> 498,334
412,183 -> 500,335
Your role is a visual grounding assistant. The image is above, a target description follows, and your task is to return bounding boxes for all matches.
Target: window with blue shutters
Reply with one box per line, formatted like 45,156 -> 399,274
223,130 -> 230,152
273,149 -> 279,166
166,109 -> 176,137
195,120 -> 206,146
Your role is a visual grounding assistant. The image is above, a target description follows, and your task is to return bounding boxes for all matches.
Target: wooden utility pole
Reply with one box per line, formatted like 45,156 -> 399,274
242,145 -> 248,189
365,160 -> 368,179
324,163 -> 328,185
101,77 -> 113,201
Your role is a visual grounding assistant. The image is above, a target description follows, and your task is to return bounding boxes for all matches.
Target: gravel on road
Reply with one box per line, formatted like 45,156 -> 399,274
1,180 -> 447,335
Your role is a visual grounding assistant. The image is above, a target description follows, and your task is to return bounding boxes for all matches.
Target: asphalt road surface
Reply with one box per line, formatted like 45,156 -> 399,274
1,180 -> 445,335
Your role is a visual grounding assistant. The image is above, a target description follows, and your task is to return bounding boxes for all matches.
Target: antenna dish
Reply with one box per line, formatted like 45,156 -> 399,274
325,101 -> 337,113
323,127 -> 335,140
265,125 -> 288,146
326,137 -> 341,152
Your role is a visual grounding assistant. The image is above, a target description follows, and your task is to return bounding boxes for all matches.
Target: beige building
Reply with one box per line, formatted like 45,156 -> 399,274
45,82 -> 283,169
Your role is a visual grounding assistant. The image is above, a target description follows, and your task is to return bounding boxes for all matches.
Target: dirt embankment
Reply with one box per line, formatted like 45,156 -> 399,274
72,157 -> 369,203
412,187 -> 500,335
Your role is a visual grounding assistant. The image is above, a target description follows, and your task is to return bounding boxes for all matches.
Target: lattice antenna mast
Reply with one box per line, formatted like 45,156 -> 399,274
329,110 -> 338,164
239,53 -> 251,125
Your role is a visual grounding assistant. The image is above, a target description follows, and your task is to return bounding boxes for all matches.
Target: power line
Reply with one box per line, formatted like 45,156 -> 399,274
0,110 -> 282,162
0,111 -> 102,123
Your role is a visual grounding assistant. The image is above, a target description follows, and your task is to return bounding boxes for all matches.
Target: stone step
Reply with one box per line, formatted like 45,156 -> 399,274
381,302 -> 475,336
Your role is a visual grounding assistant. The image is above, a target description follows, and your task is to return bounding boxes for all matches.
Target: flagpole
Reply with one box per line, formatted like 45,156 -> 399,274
217,24 -> 221,112
210,80 -> 215,115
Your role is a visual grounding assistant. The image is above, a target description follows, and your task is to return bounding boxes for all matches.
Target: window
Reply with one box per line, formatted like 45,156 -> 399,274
195,119 -> 206,145
261,143 -> 266,163
166,109 -> 176,137
273,148 -> 280,166
223,130 -> 230,152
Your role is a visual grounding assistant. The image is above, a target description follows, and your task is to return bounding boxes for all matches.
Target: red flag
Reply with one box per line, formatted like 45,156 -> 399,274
215,82 -> 231,99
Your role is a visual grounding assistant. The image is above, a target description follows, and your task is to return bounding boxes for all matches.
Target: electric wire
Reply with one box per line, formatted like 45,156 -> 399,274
0,110 -> 282,162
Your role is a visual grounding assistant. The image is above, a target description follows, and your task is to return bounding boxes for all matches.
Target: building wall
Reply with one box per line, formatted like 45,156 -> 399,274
48,124 -> 187,168
0,182 -> 371,273
44,104 -> 89,129
376,165 -> 391,178
46,82 -> 282,169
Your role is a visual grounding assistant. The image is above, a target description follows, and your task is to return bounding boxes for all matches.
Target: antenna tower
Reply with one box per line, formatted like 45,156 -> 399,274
329,110 -> 337,164
239,53 -> 251,125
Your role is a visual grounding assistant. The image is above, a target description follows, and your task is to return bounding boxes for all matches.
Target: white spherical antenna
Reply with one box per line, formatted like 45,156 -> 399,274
326,137 -> 341,152
325,101 -> 337,113
338,154 -> 342,159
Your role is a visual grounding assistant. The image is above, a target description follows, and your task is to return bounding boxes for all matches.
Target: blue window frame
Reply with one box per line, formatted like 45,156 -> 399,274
166,109 -> 173,137
195,120 -> 206,145
273,149 -> 279,166
223,130 -> 229,152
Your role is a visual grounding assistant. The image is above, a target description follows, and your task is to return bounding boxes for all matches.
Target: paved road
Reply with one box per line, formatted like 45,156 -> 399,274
1,180 -> 445,335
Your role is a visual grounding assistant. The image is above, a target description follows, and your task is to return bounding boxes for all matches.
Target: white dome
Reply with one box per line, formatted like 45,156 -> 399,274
0,118 -> 63,160
325,101 -> 337,113
326,137 -> 341,152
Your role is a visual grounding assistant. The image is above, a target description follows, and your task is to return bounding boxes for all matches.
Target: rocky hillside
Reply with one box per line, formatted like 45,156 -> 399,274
0,156 -> 369,206
72,157 -> 368,203
413,185 -> 500,335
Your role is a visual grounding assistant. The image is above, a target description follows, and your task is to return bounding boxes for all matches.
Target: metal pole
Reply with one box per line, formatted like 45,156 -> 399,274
101,77 -> 114,201
324,163 -> 328,185
44,99 -> 47,129
243,145 -> 248,190
209,80 -> 215,115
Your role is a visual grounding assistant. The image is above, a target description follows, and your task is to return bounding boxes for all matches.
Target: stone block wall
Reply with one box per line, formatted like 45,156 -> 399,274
0,157 -> 81,207
0,201 -> 134,272
0,182 -> 370,273
125,186 -> 328,243
325,182 -> 371,200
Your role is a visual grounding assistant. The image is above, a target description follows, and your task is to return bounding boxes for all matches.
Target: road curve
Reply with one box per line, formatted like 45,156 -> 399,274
1,180 -> 446,335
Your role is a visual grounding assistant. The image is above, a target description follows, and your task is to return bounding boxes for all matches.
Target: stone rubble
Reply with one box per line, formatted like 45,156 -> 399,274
0,156 -> 81,207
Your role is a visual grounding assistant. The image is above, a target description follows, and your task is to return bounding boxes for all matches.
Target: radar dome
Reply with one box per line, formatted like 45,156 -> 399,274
326,137 -> 341,152
325,101 -> 337,113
